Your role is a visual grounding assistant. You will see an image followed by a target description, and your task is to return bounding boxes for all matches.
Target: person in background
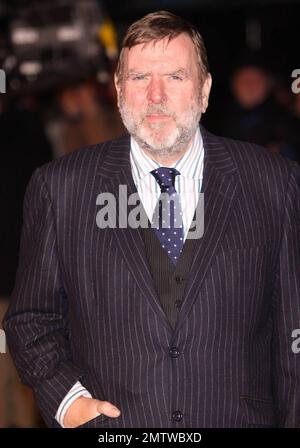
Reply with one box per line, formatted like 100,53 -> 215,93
217,56 -> 299,162
46,79 -> 125,157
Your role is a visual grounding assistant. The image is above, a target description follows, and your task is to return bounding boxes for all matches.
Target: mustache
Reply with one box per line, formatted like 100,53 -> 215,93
142,105 -> 175,118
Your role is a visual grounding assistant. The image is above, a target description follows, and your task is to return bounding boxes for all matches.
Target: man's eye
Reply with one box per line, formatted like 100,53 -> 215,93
169,75 -> 183,81
131,75 -> 147,81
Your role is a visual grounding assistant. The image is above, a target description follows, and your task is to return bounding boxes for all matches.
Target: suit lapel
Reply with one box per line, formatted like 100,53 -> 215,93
97,135 -> 173,333
174,127 -> 241,333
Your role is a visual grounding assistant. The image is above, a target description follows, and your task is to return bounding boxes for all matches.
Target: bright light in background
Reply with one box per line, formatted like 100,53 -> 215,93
12,28 -> 39,45
56,26 -> 82,42
19,61 -> 42,76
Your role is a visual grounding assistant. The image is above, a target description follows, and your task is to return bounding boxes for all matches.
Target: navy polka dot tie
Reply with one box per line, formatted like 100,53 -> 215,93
151,167 -> 184,264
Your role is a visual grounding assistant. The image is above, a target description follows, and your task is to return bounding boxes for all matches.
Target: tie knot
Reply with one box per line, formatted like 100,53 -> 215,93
151,167 -> 180,192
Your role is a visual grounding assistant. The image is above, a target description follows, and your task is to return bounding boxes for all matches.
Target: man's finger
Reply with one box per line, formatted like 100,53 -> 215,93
96,400 -> 121,418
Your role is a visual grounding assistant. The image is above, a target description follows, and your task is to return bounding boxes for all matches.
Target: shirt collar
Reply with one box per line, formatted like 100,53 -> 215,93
130,127 -> 204,181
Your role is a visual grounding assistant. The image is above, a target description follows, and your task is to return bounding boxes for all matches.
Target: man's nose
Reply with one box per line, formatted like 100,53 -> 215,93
147,77 -> 166,103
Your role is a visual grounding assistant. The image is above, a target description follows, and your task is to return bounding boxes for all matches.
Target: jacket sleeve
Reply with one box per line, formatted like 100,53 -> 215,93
271,163 -> 300,427
2,167 -> 86,427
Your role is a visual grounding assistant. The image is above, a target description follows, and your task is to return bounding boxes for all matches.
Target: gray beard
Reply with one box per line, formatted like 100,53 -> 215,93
118,94 -> 202,157
131,123 -> 198,157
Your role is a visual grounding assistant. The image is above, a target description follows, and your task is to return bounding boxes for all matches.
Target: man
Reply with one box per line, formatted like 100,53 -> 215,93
217,57 -> 299,162
3,11 -> 300,428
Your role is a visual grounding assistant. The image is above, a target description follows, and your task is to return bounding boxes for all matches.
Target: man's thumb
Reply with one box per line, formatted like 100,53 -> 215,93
97,400 -> 121,418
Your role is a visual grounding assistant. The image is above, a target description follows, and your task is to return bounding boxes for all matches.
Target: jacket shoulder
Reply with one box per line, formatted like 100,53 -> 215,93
37,134 -> 130,178
206,129 -> 299,182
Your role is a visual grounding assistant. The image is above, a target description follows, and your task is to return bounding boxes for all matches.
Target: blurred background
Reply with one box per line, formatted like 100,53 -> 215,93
0,0 -> 299,427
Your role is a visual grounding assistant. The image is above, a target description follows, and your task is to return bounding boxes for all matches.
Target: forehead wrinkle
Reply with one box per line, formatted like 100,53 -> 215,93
121,35 -> 201,85
127,38 -> 192,62
139,37 -> 173,53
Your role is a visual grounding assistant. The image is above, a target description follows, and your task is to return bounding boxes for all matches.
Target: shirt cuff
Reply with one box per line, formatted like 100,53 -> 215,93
55,381 -> 92,428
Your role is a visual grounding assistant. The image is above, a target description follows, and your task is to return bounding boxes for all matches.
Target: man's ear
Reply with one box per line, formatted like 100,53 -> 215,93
200,74 -> 212,113
114,74 -> 121,108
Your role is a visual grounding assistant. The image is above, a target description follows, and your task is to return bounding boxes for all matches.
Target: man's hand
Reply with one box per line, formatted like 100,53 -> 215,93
63,396 -> 121,428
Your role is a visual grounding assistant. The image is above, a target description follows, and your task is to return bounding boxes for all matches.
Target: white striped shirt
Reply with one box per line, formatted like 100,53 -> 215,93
130,127 -> 204,240
55,127 -> 204,427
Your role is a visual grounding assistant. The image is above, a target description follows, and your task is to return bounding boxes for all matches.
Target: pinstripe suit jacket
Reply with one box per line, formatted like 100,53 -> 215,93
3,126 -> 300,427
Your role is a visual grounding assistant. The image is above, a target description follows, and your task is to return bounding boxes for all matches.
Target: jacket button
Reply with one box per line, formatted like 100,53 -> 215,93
169,347 -> 180,358
175,275 -> 185,284
172,410 -> 183,422
175,299 -> 182,308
